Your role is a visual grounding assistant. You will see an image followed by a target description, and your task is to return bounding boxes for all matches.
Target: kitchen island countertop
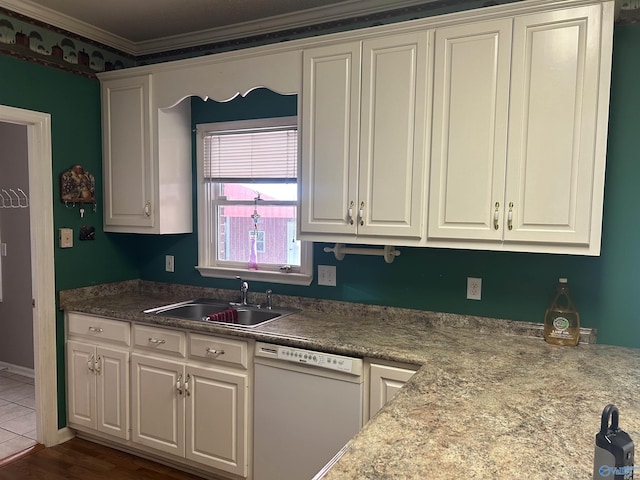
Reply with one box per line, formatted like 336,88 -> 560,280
61,282 -> 640,479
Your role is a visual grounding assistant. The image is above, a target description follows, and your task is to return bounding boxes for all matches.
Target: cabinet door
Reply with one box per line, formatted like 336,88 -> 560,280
368,363 -> 417,420
102,74 -> 154,229
428,19 -> 512,241
504,5 -> 608,248
185,365 -> 248,476
300,42 -> 361,235
131,354 -> 185,456
66,340 -> 96,430
358,31 -> 429,238
96,346 -> 129,440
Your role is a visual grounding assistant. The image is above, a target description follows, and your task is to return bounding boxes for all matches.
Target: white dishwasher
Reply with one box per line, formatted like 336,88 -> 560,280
253,342 -> 364,480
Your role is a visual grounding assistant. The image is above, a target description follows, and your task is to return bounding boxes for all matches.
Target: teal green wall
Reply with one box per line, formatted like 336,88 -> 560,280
128,25 -> 640,350
0,54 -> 140,427
2,23 -> 640,429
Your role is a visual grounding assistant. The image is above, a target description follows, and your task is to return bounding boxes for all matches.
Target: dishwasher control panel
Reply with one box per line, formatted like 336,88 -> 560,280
255,342 -> 361,375
278,346 -> 355,373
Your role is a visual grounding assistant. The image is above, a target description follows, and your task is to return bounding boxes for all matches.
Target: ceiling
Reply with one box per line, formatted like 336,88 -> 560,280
0,0 -> 433,55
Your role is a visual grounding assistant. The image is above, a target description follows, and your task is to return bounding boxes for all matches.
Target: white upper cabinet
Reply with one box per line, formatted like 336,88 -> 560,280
102,74 -> 154,231
98,0 -> 613,254
300,30 -> 430,243
428,18 -> 512,242
428,2 -> 613,255
504,5 -> 610,251
99,48 -> 301,235
300,41 -> 361,236
101,74 -> 192,234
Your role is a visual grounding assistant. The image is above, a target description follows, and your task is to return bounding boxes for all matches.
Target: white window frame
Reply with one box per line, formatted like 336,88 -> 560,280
195,116 -> 312,286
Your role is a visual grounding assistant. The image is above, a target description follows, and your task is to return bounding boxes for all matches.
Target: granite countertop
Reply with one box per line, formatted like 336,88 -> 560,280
61,281 -> 640,479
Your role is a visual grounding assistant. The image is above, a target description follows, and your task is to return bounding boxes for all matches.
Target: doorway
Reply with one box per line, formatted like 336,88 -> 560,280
0,105 -> 63,453
0,121 -> 37,457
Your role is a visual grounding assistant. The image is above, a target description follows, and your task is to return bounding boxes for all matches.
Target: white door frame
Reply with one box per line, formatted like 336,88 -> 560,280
0,104 -> 70,446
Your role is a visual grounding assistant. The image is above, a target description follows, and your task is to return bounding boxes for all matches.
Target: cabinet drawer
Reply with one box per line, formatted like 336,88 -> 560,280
133,324 -> 186,357
67,312 -> 130,347
189,333 -> 248,369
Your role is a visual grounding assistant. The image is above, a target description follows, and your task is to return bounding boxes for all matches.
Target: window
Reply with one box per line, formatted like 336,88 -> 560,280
196,116 -> 312,285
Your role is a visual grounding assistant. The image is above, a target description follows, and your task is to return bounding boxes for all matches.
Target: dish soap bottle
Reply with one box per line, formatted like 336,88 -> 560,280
544,278 -> 580,346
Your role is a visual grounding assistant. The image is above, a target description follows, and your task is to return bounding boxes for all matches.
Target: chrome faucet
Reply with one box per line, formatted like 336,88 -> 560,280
265,289 -> 273,310
236,276 -> 249,306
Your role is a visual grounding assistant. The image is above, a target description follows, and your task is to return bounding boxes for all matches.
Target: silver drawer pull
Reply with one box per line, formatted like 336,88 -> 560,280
184,374 -> 191,397
94,355 -> 102,375
88,326 -> 103,333
148,337 -> 166,345
205,347 -> 224,355
176,374 -> 183,395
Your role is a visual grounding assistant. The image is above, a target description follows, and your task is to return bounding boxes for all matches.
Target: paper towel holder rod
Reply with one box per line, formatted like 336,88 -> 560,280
323,243 -> 400,264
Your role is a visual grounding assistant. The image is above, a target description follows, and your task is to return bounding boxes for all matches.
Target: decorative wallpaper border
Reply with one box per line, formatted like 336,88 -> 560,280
0,7 -> 135,79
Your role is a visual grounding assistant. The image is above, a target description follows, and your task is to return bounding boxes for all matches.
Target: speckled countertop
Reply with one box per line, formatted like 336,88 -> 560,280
61,281 -> 640,480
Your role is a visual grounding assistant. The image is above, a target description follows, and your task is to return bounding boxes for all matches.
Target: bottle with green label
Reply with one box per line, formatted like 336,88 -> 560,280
544,278 -> 580,346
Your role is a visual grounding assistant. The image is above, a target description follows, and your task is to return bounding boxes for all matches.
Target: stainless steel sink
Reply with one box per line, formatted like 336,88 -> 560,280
143,298 -> 297,328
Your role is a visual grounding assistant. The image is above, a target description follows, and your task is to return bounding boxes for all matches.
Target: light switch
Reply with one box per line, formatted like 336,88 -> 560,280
59,228 -> 73,248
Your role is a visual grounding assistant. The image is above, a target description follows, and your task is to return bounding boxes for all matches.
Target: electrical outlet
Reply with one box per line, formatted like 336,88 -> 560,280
318,265 -> 337,286
467,277 -> 482,300
165,255 -> 175,273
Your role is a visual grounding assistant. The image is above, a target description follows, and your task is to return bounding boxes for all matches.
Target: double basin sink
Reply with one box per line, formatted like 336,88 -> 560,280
144,298 -> 298,328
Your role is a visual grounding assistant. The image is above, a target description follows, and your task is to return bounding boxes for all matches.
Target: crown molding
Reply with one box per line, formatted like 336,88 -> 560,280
0,0 -> 435,56
0,0 -> 137,53
131,0 -> 436,55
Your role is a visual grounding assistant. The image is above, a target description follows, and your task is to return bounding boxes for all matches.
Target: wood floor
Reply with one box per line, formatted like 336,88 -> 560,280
0,437 -> 207,479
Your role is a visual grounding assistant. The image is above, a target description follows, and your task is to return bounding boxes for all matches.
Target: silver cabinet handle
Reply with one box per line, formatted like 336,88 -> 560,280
148,337 -> 166,345
184,374 -> 191,397
144,201 -> 151,217
176,374 -> 183,395
493,202 -> 500,230
508,202 -> 514,231
347,201 -> 355,225
87,354 -> 95,373
205,347 -> 225,355
94,355 -> 102,375
88,326 -> 103,333
358,201 -> 365,226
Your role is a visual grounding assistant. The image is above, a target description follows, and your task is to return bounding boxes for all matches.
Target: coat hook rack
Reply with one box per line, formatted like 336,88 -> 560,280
323,243 -> 401,264
0,188 -> 29,208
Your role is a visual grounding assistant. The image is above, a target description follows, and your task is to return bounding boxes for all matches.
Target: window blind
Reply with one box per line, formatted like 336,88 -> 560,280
203,127 -> 297,180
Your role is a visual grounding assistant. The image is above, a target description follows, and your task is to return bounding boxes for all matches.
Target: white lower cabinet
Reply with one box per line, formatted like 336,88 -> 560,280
66,314 -> 250,479
131,353 -> 184,455
131,325 -> 250,478
131,353 -> 249,476
66,313 -> 131,440
67,340 -> 130,439
185,364 -> 248,473
366,359 -> 418,421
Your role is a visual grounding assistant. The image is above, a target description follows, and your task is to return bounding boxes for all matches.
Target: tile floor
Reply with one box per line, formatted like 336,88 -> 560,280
0,369 -> 37,460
